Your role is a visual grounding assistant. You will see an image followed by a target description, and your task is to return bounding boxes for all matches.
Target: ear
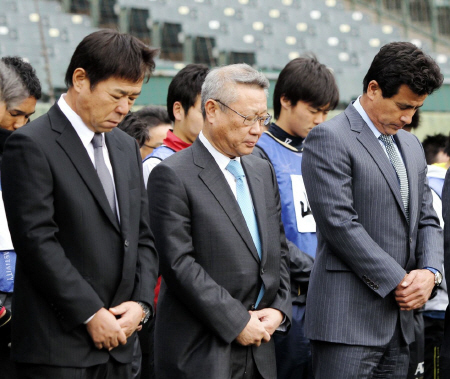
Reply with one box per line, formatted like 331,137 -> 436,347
172,101 -> 184,122
72,68 -> 89,93
366,80 -> 380,101
280,95 -> 291,110
204,99 -> 217,124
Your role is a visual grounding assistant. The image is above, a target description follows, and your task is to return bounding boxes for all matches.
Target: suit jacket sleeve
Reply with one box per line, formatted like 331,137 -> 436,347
302,124 -> 407,298
414,140 -> 444,272
130,140 -> 159,310
1,132 -> 104,330
148,163 -> 251,344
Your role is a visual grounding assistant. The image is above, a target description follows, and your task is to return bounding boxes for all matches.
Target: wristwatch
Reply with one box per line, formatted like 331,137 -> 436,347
434,271 -> 443,287
426,267 -> 443,287
136,301 -> 151,325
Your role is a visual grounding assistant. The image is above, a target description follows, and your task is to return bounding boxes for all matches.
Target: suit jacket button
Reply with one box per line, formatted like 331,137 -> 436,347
261,268 -> 265,275
124,240 -> 129,247
409,237 -> 412,243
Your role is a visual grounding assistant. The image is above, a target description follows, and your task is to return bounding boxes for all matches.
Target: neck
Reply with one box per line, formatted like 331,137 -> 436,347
172,122 -> 193,144
275,113 -> 296,137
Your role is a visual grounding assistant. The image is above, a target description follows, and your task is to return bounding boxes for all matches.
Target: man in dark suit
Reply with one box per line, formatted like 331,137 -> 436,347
302,42 -> 444,378
147,64 -> 291,379
1,30 -> 159,379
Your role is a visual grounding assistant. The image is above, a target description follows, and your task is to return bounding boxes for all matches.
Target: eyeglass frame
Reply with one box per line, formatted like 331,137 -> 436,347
213,99 -> 272,127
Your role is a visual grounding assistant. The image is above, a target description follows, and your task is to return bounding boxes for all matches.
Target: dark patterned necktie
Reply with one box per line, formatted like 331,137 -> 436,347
92,133 -> 117,217
379,134 -> 409,223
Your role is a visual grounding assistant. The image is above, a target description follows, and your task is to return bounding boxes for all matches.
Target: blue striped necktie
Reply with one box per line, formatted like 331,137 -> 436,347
226,159 -> 265,307
379,134 -> 409,223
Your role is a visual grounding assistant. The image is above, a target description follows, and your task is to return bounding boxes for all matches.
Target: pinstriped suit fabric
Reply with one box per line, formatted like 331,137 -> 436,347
301,104 -> 443,349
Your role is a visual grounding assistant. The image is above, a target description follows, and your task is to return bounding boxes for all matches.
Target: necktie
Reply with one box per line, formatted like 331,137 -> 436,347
92,133 -> 117,217
378,134 -> 409,223
226,159 -> 264,307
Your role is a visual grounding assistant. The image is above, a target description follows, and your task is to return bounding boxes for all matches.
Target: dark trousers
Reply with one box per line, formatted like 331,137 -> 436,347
273,303 -> 313,379
424,315 -> 445,379
407,311 -> 425,379
16,359 -> 132,379
231,344 -> 263,379
137,317 -> 155,379
311,322 -> 410,379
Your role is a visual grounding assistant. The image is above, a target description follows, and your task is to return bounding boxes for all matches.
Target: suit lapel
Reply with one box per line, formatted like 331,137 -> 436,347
348,106 -> 407,220
242,156 -> 267,267
394,133 -> 418,229
51,105 -> 120,232
194,140 -> 261,263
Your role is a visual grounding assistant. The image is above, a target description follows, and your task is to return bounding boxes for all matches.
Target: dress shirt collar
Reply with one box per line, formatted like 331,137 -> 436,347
353,96 -> 382,140
57,94 -> 104,148
199,131 -> 241,169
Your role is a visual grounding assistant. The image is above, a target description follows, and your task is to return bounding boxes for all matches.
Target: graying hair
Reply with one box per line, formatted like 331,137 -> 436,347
201,63 -> 269,118
0,61 -> 29,109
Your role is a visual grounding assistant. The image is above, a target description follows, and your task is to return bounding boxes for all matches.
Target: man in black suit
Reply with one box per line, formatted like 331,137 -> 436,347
148,64 -> 291,379
1,30 -> 159,379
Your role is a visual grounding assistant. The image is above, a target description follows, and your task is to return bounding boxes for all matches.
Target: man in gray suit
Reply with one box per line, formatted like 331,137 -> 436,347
148,64 -> 291,379
302,42 -> 444,378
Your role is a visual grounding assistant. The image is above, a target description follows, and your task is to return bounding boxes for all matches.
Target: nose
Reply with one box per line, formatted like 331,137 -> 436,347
250,121 -> 263,136
314,113 -> 326,125
116,97 -> 131,116
13,116 -> 27,129
400,110 -> 415,125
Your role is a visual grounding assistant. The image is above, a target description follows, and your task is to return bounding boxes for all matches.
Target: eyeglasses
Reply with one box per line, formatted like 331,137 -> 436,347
214,99 -> 272,127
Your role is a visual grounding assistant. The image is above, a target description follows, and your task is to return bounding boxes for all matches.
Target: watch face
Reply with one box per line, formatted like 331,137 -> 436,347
436,272 -> 443,285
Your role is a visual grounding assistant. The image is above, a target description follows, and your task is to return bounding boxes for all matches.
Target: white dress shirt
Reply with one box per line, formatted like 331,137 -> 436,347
57,94 -> 120,221
353,96 -> 406,166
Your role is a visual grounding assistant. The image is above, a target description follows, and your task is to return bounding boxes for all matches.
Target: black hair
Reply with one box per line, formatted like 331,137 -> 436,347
167,64 -> 209,122
408,108 -> 420,130
65,29 -> 158,89
1,56 -> 41,100
363,42 -> 443,98
118,105 -> 171,147
273,55 -> 339,119
422,133 -> 448,165
445,133 -> 450,157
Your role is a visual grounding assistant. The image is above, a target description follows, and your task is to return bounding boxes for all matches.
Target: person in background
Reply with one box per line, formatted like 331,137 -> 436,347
0,57 -> 41,131
119,104 -> 171,379
142,64 -> 209,187
118,106 -> 171,161
422,133 -> 449,379
253,55 -> 339,379
0,59 -> 32,379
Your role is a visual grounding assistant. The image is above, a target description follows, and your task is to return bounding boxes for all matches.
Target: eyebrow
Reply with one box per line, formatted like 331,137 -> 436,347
113,89 -> 142,97
395,102 -> 423,110
10,109 -> 35,116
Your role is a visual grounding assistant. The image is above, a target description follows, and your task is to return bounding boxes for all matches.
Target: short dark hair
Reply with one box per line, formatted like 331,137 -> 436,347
273,56 -> 339,119
65,29 -> 158,89
167,64 -> 209,122
408,108 -> 420,130
363,42 -> 443,98
422,133 -> 448,165
445,134 -> 450,157
118,105 -> 171,147
1,56 -> 41,100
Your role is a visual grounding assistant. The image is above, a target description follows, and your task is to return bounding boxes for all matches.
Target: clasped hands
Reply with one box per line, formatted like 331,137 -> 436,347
236,308 -> 283,347
395,269 -> 435,311
86,301 -> 143,351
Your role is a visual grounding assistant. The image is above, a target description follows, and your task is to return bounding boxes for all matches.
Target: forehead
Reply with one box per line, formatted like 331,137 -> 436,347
230,84 -> 267,112
390,84 -> 427,106
9,96 -> 37,113
93,77 -> 143,93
